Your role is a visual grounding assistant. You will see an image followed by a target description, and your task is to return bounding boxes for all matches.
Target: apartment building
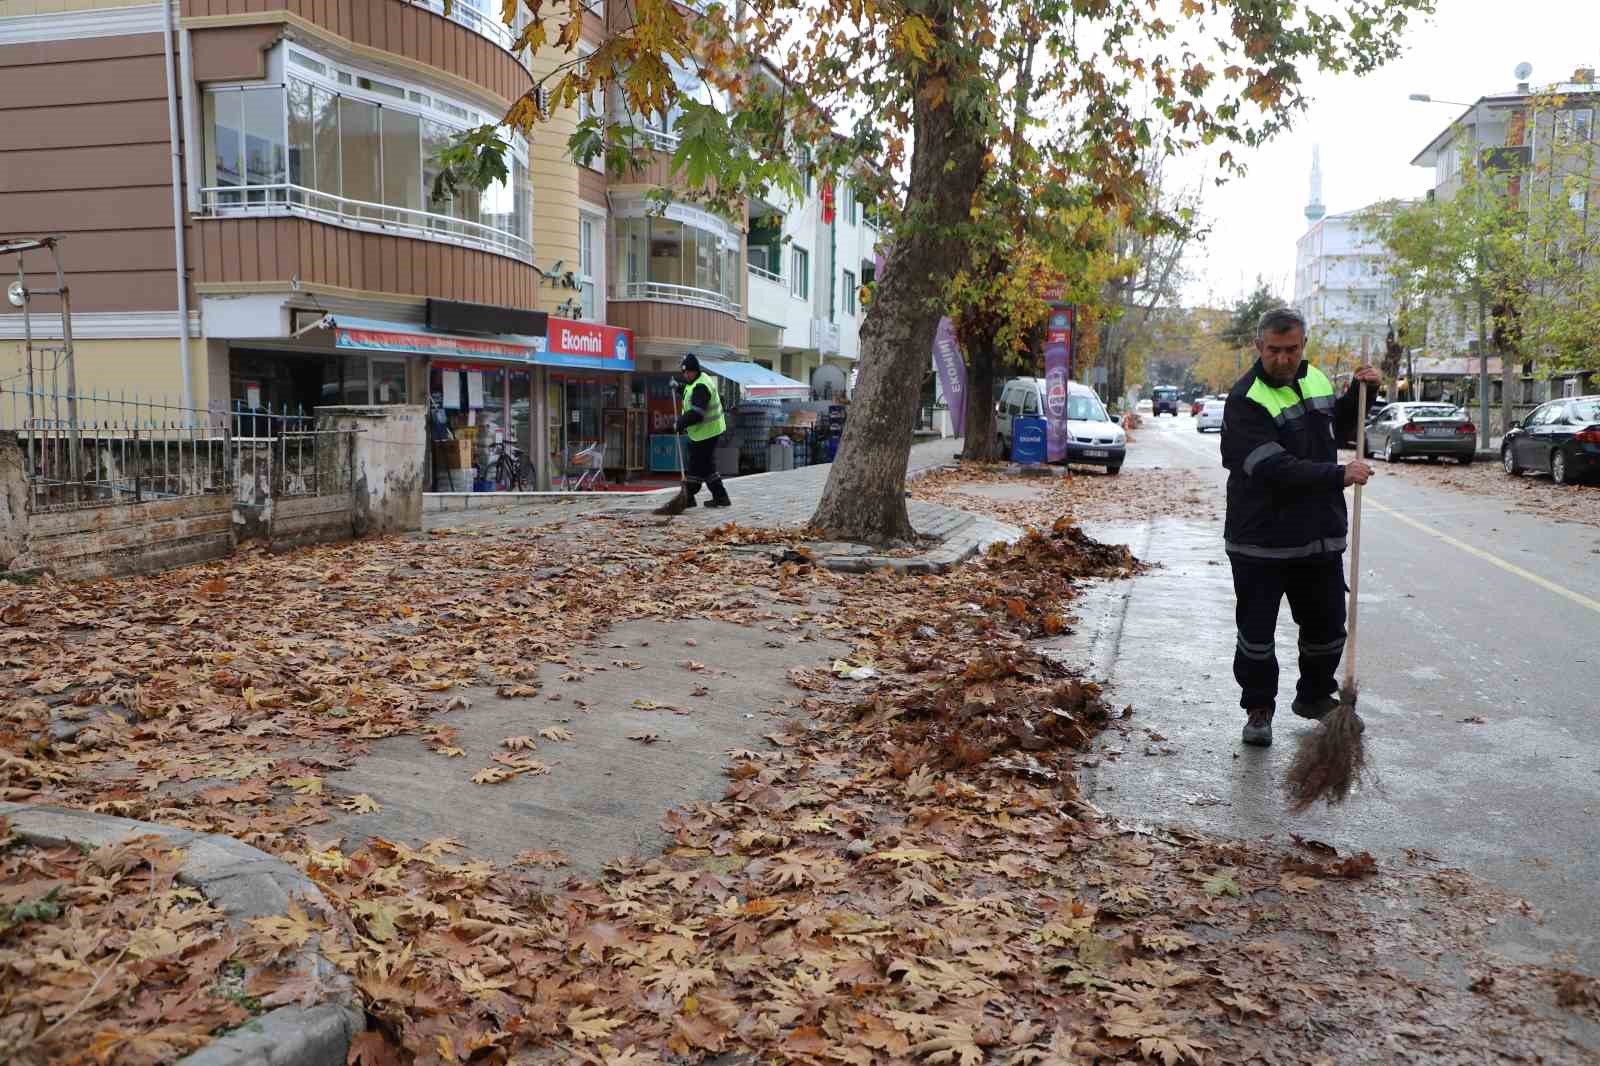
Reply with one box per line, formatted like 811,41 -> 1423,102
1290,148 -> 1398,359
1,0 -> 876,487
1407,67 -> 1599,410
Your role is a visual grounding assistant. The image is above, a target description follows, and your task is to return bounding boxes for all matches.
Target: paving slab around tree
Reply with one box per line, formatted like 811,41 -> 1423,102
321,616 -> 846,875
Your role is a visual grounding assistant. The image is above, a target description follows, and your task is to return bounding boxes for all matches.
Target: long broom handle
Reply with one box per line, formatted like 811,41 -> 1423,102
1345,379 -> 1366,690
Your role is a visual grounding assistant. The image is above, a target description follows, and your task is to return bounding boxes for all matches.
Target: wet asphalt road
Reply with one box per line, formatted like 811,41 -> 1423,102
1053,410 -> 1600,975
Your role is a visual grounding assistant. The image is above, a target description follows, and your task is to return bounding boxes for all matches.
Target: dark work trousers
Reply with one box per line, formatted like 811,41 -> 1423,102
1228,554 -> 1347,710
684,434 -> 730,504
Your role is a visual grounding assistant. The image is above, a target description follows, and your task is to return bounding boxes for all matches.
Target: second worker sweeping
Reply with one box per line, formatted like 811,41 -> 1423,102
674,353 -> 732,509
1220,307 -> 1379,747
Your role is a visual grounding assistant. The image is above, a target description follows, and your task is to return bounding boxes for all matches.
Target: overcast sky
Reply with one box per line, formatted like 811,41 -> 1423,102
1177,0 -> 1600,308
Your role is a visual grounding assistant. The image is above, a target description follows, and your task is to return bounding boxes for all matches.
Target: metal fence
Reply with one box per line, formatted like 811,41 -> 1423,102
0,387 -> 357,513
1,387 -> 231,513
230,403 -> 354,500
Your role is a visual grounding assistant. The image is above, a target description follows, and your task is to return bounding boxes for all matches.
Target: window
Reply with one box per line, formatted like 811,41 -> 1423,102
842,269 -> 857,316
799,146 -> 812,197
578,215 -> 598,319
842,183 -> 856,225
372,359 -> 408,404
1556,108 -> 1594,145
791,246 -> 810,299
1022,390 -> 1040,416
611,211 -> 741,311
208,44 -> 532,260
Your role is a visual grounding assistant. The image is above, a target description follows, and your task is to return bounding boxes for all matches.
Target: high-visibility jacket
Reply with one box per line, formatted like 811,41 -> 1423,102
682,374 -> 726,442
1220,360 -> 1365,560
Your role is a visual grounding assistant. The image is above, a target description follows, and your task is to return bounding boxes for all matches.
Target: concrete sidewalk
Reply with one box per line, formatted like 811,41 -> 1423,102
422,437 -> 1016,572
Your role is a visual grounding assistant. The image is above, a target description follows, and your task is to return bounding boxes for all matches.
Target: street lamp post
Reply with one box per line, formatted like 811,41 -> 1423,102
1412,93 -> 1493,450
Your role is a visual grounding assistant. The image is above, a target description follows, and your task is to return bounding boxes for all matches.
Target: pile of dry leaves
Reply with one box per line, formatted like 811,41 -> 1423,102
1,826 -> 231,1063
1,499 -> 1594,1064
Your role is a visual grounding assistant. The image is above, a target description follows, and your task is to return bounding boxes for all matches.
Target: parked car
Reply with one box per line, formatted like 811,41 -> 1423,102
1363,403 -> 1477,464
1196,396 -> 1225,433
1190,396 -> 1207,417
1501,396 -> 1600,485
1151,386 -> 1181,417
997,377 -> 1127,473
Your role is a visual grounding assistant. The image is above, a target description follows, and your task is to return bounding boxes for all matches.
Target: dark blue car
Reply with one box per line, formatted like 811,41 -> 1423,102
1502,395 -> 1600,485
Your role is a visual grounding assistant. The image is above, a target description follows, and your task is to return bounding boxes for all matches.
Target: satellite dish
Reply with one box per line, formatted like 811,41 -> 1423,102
1515,61 -> 1533,81
811,364 -> 846,400
6,280 -> 26,308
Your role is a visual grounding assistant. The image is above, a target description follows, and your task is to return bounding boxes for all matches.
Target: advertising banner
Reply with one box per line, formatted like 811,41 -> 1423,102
931,317 -> 967,438
1012,417 -> 1047,465
1043,304 -> 1074,462
534,318 -> 635,371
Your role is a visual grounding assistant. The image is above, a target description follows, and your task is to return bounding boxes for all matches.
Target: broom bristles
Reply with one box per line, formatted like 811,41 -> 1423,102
1283,683 -> 1370,812
653,487 -> 689,516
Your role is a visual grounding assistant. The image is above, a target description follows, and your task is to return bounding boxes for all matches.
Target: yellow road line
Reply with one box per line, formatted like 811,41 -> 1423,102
1365,497 -> 1600,616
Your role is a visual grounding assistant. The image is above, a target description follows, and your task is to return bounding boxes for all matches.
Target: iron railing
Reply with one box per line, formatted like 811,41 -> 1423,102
748,262 -> 784,285
1,388 -> 231,513
611,280 -> 740,315
411,0 -> 528,56
230,405 -> 357,501
199,183 -> 534,263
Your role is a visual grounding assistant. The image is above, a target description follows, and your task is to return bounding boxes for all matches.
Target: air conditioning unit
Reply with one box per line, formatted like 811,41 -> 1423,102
811,319 -> 840,355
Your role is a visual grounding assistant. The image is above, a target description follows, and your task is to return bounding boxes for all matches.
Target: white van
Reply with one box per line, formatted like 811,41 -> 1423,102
996,377 -> 1126,474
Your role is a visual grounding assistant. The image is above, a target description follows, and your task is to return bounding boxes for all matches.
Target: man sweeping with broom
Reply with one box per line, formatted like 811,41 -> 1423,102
671,353 -> 732,510
1220,308 -> 1379,795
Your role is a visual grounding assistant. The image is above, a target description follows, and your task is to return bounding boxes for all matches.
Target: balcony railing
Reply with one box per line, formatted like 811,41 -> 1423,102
748,263 -> 784,285
612,280 -> 740,315
635,126 -> 681,152
412,0 -> 523,55
199,184 -> 533,263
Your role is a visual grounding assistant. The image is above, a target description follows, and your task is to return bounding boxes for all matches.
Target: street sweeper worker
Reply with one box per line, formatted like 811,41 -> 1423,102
674,353 -> 732,509
1220,306 -> 1380,747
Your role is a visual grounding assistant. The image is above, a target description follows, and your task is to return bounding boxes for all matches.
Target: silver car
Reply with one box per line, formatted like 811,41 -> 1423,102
1363,403 -> 1477,464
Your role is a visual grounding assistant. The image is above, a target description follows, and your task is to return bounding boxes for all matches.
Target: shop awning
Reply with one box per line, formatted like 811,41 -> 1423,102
330,315 -> 539,364
701,358 -> 809,400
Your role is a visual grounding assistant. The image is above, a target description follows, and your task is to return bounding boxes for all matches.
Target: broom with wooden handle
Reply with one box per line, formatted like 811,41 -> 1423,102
1284,377 -> 1372,812
653,382 -> 692,516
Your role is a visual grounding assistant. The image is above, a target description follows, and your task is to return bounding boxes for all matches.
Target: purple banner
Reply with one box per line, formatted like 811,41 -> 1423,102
932,316 -> 967,439
1043,305 -> 1074,462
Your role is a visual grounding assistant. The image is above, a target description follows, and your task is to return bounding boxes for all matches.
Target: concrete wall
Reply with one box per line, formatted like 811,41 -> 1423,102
315,405 -> 425,536
0,435 -> 235,579
0,408 -> 423,580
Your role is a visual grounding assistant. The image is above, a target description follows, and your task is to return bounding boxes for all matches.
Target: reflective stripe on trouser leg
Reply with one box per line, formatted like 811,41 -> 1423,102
1236,636 -> 1276,660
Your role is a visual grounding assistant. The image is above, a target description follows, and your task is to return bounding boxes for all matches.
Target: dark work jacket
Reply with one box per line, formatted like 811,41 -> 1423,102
1220,359 -> 1366,560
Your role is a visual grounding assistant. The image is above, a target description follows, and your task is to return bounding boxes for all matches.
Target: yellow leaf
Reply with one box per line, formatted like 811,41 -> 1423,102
283,776 -> 323,796
502,735 -> 538,751
540,725 -> 574,741
567,1005 -> 626,1042
341,793 -> 381,813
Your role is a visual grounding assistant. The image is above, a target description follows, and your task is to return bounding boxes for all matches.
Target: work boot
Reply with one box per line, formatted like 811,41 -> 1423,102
1291,694 -> 1338,720
1242,707 -> 1274,747
706,480 -> 732,508
1292,694 -> 1366,731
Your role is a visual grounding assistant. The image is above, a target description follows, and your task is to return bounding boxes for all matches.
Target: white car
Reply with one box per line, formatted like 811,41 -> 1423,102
1196,396 -> 1225,433
996,377 -> 1127,473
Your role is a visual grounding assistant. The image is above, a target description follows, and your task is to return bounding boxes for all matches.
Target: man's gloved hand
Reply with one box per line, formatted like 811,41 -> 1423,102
674,414 -> 690,433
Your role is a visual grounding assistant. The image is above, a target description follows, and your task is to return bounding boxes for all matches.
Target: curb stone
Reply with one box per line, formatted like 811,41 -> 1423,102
0,802 -> 363,1066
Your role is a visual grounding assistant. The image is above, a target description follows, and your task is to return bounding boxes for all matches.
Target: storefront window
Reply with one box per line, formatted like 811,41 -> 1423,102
339,358 -> 369,405
372,359 -> 407,404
